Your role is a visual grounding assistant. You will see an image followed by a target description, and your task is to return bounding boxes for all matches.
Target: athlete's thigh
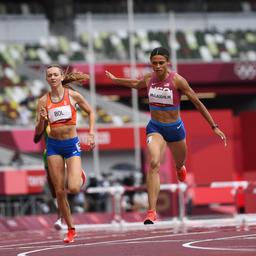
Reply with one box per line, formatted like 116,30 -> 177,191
147,133 -> 166,161
65,156 -> 82,188
167,139 -> 187,164
47,155 -> 65,189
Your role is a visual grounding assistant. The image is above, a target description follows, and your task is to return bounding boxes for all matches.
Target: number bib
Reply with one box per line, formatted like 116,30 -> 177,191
148,87 -> 174,105
48,105 -> 72,123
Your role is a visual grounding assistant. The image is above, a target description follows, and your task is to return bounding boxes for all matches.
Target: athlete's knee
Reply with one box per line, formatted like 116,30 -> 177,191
150,158 -> 160,172
55,189 -> 65,199
68,186 -> 80,194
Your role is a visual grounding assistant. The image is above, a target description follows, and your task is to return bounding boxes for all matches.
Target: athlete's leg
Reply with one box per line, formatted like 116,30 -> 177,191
146,133 -> 166,212
167,139 -> 187,181
47,155 -> 74,229
45,167 -> 56,198
167,139 -> 187,169
45,168 -> 60,215
65,156 -> 83,194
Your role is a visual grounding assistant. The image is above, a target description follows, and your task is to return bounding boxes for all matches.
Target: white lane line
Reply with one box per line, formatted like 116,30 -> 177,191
0,234 -> 119,249
183,233 -> 256,252
17,231 -> 215,256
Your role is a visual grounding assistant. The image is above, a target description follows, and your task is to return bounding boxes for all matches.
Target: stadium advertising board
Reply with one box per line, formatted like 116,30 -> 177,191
73,61 -> 256,85
0,126 -> 147,152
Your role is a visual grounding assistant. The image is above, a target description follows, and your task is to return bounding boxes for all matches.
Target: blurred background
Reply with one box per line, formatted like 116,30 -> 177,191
0,0 -> 256,229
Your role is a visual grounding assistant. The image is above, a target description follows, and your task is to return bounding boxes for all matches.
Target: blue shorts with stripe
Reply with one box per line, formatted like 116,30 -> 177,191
146,118 -> 186,142
46,136 -> 81,159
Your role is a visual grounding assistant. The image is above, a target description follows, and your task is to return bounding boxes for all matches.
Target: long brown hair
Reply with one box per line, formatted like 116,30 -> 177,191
46,65 -> 89,88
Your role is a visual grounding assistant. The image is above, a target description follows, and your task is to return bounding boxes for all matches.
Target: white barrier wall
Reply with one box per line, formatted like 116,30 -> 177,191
75,12 -> 256,35
0,15 -> 49,43
0,12 -> 255,42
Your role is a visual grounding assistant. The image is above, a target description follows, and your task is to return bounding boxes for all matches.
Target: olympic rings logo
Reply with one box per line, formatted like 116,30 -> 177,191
234,62 -> 256,80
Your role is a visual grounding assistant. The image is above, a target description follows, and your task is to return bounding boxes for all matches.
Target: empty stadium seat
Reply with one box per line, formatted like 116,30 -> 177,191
0,27 -> 256,126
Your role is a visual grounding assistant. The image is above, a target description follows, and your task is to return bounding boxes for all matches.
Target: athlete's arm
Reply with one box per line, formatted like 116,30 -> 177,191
71,90 -> 95,149
174,74 -> 227,146
34,96 -> 48,143
33,129 -> 45,143
105,70 -> 150,89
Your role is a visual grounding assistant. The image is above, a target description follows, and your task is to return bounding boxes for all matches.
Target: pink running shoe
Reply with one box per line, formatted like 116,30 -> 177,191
80,168 -> 87,190
144,210 -> 157,225
176,165 -> 187,182
63,228 -> 77,243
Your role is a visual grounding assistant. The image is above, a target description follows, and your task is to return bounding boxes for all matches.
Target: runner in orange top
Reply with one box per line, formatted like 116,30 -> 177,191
33,124 -> 87,231
35,65 -> 95,243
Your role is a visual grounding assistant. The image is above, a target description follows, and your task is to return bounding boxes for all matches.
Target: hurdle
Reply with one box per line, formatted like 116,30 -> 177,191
80,180 -> 255,231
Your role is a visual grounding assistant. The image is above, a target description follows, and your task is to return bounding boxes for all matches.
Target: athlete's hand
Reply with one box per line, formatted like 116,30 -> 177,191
39,107 -> 48,121
105,70 -> 116,81
213,128 -> 227,147
84,73 -> 90,81
87,134 -> 95,150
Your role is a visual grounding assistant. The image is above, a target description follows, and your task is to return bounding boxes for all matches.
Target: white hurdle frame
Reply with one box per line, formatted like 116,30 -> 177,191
85,180 -> 252,229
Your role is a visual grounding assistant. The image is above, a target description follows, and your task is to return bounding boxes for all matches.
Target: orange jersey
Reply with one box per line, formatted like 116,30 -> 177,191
46,88 -> 77,128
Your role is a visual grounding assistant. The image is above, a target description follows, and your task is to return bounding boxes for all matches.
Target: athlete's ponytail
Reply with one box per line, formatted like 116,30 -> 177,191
46,65 -> 89,87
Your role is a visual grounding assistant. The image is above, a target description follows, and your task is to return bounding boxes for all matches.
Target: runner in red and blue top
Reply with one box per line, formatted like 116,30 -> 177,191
105,46 -> 227,225
147,71 -> 185,143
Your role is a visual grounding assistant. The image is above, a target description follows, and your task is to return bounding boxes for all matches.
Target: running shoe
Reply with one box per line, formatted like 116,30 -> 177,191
63,228 -> 77,243
54,218 -> 64,231
80,168 -> 87,190
144,210 -> 157,225
176,165 -> 187,182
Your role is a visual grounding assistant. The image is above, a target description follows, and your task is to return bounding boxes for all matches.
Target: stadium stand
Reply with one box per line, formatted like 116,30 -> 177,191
0,24 -> 256,125
1,29 -> 256,65
0,1 -> 255,143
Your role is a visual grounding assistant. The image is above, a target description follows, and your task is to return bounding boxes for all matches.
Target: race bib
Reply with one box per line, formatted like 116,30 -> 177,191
48,105 -> 72,123
148,87 -> 173,105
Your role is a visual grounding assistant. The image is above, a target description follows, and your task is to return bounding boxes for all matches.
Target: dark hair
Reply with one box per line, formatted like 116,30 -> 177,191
150,47 -> 170,60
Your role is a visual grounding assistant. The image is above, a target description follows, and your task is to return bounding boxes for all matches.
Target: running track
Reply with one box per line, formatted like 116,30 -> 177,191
1,222 -> 256,256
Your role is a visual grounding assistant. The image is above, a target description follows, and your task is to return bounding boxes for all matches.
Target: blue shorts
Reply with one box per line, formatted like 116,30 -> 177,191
46,136 -> 81,159
146,118 -> 186,142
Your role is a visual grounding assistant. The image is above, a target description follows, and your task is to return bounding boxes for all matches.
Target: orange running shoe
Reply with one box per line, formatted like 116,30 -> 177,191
80,168 -> 87,190
176,165 -> 187,182
144,210 -> 157,225
63,228 -> 77,243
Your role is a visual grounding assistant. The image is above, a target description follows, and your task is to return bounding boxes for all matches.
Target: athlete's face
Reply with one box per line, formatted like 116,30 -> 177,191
46,67 -> 64,88
150,55 -> 169,77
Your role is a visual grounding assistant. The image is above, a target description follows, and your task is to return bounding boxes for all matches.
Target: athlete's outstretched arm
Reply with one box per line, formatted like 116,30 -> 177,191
105,70 -> 149,89
175,74 -> 227,146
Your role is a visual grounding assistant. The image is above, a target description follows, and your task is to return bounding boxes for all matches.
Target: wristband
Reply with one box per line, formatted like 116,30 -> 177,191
211,124 -> 219,129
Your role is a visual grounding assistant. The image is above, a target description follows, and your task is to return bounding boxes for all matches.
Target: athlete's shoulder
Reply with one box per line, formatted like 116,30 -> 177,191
144,72 -> 153,79
143,72 -> 153,84
68,88 -> 85,105
69,88 -> 82,98
173,72 -> 187,83
38,93 -> 48,104
173,73 -> 190,90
